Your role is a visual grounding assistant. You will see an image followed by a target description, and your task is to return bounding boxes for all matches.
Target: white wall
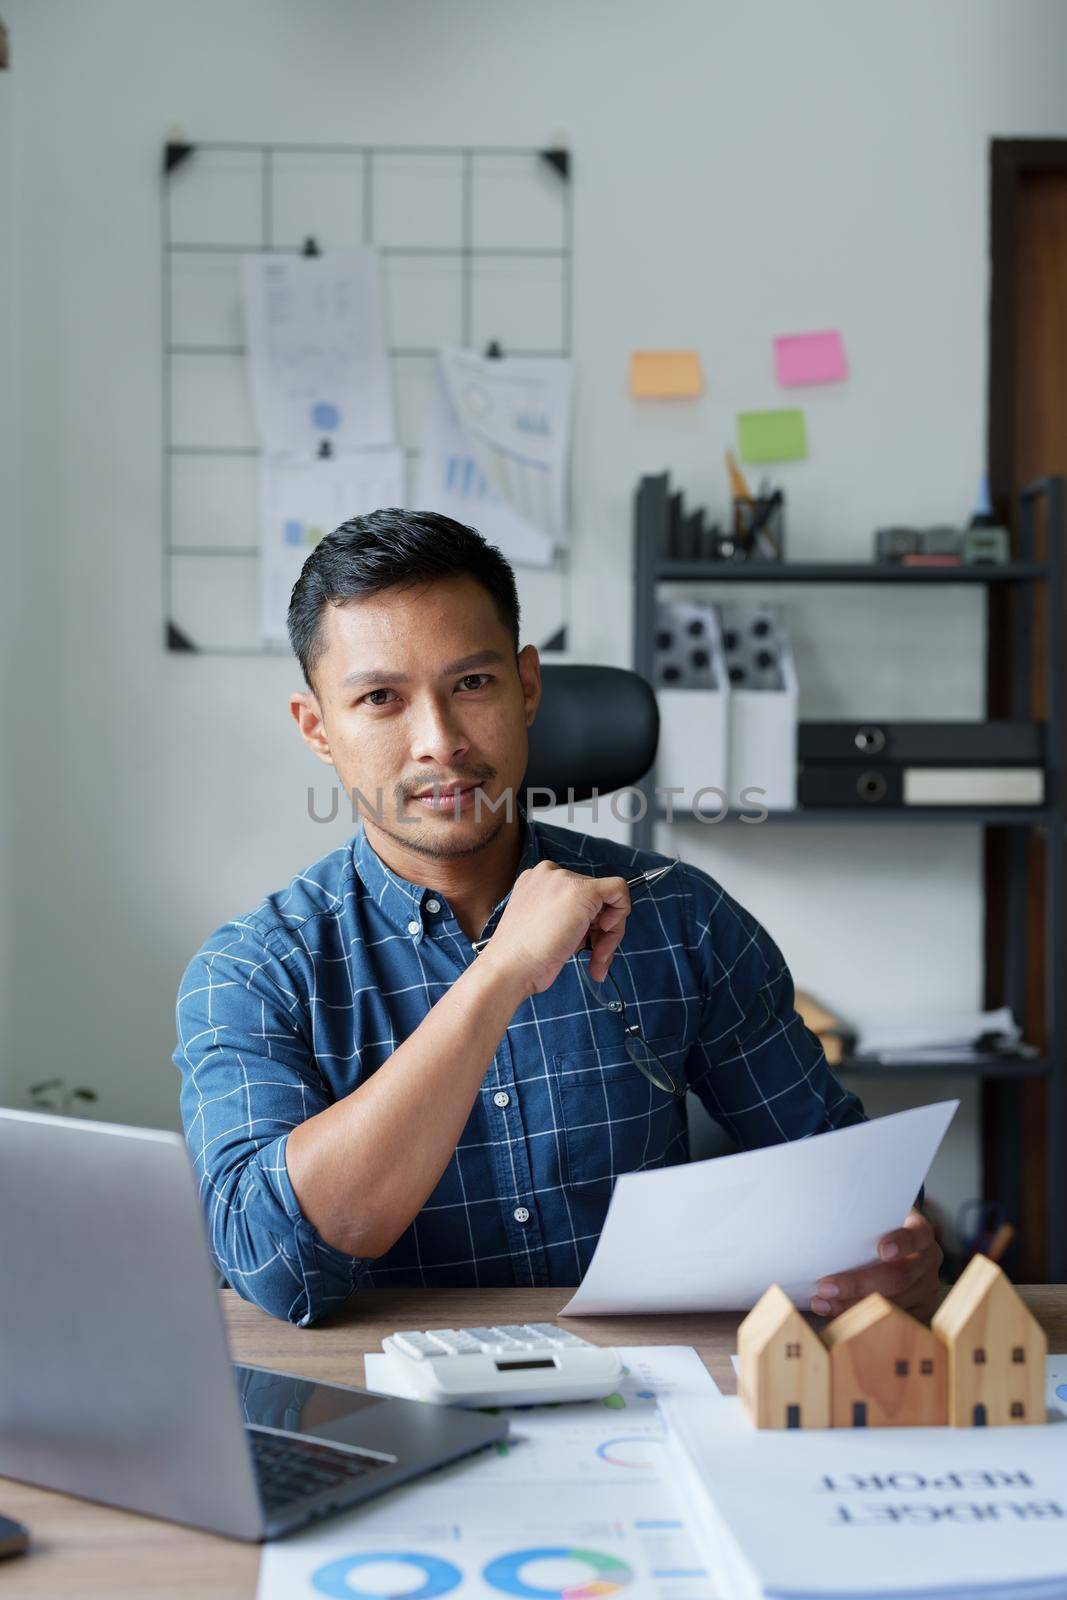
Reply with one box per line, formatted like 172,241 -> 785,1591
0,49 -> 17,1101
7,0 -> 1067,1221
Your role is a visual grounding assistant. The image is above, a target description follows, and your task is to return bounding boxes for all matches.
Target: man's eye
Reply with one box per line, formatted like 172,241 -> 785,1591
457,674 -> 492,692
362,689 -> 398,707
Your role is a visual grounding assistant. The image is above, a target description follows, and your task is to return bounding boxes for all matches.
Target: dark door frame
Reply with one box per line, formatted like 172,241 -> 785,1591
988,139 -> 1067,518
985,139 -> 1067,1281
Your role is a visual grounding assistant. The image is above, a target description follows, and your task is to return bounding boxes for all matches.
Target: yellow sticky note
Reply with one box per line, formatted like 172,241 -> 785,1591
629,350 -> 703,399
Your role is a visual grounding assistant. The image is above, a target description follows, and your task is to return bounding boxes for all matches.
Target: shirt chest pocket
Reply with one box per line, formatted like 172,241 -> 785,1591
552,1044 -> 689,1195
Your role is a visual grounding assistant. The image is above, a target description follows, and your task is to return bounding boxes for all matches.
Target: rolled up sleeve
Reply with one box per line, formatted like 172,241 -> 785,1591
681,868 -> 867,1149
173,917 -> 370,1325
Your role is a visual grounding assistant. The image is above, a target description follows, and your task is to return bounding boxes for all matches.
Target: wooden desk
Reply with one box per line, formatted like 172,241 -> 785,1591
4,1287 -> 1066,1598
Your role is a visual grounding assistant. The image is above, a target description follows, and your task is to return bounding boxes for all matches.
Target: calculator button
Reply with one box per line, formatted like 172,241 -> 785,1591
389,1332 -> 439,1360
428,1330 -> 481,1354
524,1322 -> 572,1341
526,1324 -> 587,1346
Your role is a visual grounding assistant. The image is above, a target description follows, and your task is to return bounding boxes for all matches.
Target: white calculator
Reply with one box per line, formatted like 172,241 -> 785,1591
381,1323 -> 625,1407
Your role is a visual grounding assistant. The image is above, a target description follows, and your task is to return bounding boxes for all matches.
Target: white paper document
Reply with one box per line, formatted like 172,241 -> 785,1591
256,1347 -> 722,1600
242,251 -> 395,454
258,448 -> 405,647
663,1391 -> 1067,1600
561,1101 -> 958,1317
415,349 -> 572,568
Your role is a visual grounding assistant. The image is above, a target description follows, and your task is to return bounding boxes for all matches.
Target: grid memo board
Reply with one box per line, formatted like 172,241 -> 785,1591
161,139 -> 574,655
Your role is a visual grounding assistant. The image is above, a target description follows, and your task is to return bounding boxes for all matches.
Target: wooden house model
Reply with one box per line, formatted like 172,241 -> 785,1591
740,1262 -> 1045,1431
821,1293 -> 948,1428
737,1283 -> 830,1429
932,1253 -> 1047,1426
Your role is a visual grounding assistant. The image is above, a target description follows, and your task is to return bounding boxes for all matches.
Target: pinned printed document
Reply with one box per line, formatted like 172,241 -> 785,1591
242,251 -> 396,455
629,349 -> 704,399
258,448 -> 404,647
737,407 -> 807,463
416,351 -> 571,568
561,1101 -> 957,1317
774,330 -> 848,387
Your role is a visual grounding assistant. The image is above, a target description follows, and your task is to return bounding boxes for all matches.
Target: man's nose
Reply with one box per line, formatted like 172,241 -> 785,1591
410,696 -> 471,768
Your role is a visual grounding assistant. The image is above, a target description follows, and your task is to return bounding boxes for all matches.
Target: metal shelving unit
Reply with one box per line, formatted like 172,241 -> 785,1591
631,471 -> 1066,1279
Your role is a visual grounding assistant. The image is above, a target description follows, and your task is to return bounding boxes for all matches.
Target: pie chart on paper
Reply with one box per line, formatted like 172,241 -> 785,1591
481,1545 -> 633,1598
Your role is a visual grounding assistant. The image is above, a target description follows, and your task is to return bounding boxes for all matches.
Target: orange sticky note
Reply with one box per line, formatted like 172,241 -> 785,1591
629,350 -> 703,399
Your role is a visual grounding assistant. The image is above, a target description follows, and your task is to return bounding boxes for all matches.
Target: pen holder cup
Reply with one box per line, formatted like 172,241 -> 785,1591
732,496 -> 786,562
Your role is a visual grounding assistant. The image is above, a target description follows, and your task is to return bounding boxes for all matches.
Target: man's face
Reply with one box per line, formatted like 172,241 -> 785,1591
291,574 -> 540,860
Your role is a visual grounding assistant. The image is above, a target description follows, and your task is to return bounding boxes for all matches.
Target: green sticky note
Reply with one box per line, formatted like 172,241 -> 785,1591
737,409 -> 807,463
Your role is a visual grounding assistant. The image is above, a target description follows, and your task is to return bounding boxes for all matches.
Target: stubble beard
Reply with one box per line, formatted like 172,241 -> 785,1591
370,808 -> 509,861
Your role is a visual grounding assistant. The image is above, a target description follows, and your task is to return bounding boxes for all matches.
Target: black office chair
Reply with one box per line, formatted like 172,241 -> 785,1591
523,664 -> 659,804
522,662 -> 730,1160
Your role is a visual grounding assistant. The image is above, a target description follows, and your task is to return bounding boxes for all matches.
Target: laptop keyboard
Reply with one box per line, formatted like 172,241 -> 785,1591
249,1429 -> 389,1514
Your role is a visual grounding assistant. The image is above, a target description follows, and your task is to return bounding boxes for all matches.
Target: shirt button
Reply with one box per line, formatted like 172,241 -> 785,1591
426,898 -> 441,913
493,1090 -> 510,1108
513,1206 -> 530,1224
407,920 -> 420,936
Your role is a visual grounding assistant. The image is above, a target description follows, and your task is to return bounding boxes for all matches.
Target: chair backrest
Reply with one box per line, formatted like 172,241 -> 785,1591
524,664 -> 659,805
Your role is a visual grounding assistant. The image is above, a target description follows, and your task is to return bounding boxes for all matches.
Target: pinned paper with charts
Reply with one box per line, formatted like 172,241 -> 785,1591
258,449 -> 404,647
242,251 -> 396,454
257,1346 -> 722,1600
416,349 -> 572,568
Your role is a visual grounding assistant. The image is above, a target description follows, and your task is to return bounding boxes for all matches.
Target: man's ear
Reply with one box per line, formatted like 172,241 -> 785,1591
517,644 -> 542,727
289,690 -> 335,767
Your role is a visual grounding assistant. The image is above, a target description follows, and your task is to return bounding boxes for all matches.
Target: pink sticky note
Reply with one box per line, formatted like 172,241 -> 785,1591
774,330 -> 848,387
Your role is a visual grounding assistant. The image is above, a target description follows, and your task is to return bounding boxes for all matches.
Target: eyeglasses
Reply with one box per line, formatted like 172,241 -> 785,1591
573,858 -> 681,1095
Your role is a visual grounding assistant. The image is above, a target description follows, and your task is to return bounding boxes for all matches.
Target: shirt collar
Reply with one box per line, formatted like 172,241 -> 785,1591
352,810 -> 541,940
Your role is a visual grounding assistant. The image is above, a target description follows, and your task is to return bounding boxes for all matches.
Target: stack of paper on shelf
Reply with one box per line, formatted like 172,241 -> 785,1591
854,1007 -> 1031,1066
662,1390 -> 1067,1600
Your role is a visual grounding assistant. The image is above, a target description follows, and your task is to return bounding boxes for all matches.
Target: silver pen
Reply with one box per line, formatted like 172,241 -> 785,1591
471,858 -> 679,954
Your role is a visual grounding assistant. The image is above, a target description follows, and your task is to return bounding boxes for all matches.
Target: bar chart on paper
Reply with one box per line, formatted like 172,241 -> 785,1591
256,1348 -> 722,1599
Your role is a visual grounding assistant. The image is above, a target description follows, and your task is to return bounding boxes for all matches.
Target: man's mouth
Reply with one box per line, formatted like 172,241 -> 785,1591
410,782 -> 483,813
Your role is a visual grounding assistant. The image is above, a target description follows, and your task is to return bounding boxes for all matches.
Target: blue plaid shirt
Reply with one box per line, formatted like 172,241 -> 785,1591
174,818 -> 865,1325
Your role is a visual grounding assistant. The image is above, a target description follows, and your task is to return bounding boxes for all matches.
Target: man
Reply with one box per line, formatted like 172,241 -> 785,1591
174,509 -> 941,1326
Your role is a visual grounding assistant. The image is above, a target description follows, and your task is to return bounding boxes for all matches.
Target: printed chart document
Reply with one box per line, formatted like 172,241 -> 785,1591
416,349 -> 572,568
242,251 -> 395,454
662,1390 -> 1067,1600
256,1347 -> 722,1600
258,448 -> 404,646
416,364 -> 555,568
562,1102 -> 957,1317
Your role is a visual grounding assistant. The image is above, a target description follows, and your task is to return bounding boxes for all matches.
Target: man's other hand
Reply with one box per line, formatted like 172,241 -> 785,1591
809,1207 -> 943,1323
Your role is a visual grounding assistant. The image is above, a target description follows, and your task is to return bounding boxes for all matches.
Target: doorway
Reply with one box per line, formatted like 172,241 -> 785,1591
987,138 -> 1067,1283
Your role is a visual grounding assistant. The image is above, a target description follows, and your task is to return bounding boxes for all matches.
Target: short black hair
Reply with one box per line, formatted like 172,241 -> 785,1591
288,508 -> 521,689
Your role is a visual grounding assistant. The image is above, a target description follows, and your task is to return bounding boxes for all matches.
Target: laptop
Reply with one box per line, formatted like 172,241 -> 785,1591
0,1109 -> 507,1541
